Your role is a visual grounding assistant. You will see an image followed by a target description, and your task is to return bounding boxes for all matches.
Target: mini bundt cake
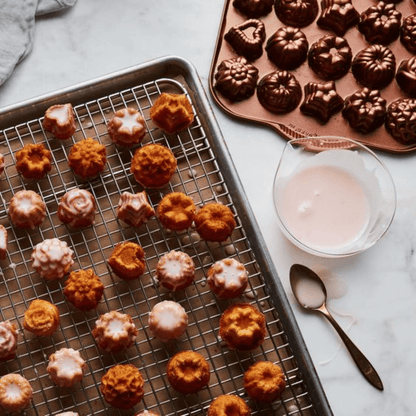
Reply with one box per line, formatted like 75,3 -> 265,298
130,143 -> 177,188
358,2 -> 402,45
352,44 -> 396,90
214,56 -> 259,101
166,350 -> 210,394
58,188 -> 96,228
244,361 -> 286,402
157,192 -> 196,231
233,0 -> 274,18
274,0 -> 318,28
47,348 -> 86,387
64,268 -> 104,311
117,191 -> 155,228
134,411 -> 159,416
266,27 -> 308,70
0,225 -> 8,261
8,190 -> 46,229
300,81 -> 344,124
195,203 -> 236,242
400,14 -> 416,54
100,364 -> 144,409
207,258 -> 248,299
92,310 -> 138,353
56,412 -> 79,416
0,374 -> 33,413
224,19 -> 266,61
308,35 -> 352,80
148,300 -> 188,342
23,299 -> 60,336
68,138 -> 107,178
0,321 -> 18,361
317,0 -> 360,37
108,241 -> 145,281
208,394 -> 251,416
0,153 -> 5,175
107,107 -> 146,147
43,103 -> 76,140
15,143 -> 52,179
150,93 -> 194,134
31,238 -> 74,280
257,70 -> 302,114
396,56 -> 416,98
385,98 -> 416,144
219,303 -> 266,351
155,250 -> 195,291
342,88 -> 387,133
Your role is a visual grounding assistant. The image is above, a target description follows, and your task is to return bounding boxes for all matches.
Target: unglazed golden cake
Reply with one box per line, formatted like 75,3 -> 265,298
8,190 -> 46,229
47,348 -> 87,387
150,93 -> 194,134
157,192 -> 196,231
100,364 -> 144,409
58,188 -> 96,228
244,361 -> 286,402
108,241 -> 145,281
155,250 -> 195,291
23,299 -> 60,336
0,321 -> 18,361
68,138 -> 107,178
219,303 -> 266,351
166,350 -> 210,394
207,394 -> 251,416
130,143 -> 177,188
117,191 -> 155,228
107,107 -> 146,147
31,238 -> 74,280
43,103 -> 76,140
64,268 -> 104,311
92,310 -> 138,353
15,143 -> 52,179
0,374 -> 33,413
195,203 -> 236,242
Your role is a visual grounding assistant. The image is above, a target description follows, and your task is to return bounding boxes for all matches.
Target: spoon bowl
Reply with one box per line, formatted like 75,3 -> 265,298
289,264 -> 384,391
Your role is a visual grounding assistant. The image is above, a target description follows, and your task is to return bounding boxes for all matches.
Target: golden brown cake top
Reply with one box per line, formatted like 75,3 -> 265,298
207,394 -> 251,416
68,138 -> 107,178
157,192 -> 196,231
108,241 -> 145,281
15,143 -> 52,179
23,299 -> 60,336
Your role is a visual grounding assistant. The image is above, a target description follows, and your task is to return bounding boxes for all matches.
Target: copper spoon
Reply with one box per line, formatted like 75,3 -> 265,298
289,264 -> 384,391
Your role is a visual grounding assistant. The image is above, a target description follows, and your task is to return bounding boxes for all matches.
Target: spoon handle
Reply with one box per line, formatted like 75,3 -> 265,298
318,305 -> 384,391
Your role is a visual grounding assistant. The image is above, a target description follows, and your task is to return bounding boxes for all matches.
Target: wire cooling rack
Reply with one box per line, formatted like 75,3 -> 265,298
0,57 -> 331,416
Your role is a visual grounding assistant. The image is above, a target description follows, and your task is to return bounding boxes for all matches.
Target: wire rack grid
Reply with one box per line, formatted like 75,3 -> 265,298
0,76 -> 316,416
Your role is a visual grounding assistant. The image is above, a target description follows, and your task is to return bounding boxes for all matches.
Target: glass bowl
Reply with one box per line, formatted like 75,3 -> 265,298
273,137 -> 397,258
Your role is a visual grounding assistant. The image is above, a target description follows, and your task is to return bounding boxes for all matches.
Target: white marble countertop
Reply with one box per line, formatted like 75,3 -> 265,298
1,1 -> 415,415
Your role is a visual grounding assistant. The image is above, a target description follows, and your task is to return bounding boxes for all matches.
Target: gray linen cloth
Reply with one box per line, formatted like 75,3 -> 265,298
0,0 -> 77,86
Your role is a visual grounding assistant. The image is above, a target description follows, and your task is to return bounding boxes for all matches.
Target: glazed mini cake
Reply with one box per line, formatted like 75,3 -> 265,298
108,241 -> 146,281
107,107 -> 146,147
100,364 -> 144,409
0,374 -> 33,413
224,19 -> 266,61
155,250 -> 195,291
15,143 -> 52,179
68,138 -> 107,178
47,348 -> 86,388
207,258 -> 248,299
56,412 -> 79,416
117,191 -> 155,228
232,0 -> 274,18
43,103 -> 76,140
64,268 -> 104,311
214,56 -> 259,101
148,300 -> 188,342
31,238 -> 74,280
0,321 -> 18,361
23,299 -> 60,336
274,0 -> 318,28
0,153 -> 5,175
257,71 -> 302,114
8,190 -> 46,229
58,188 -> 96,228
157,192 -> 196,231
207,395 -> 250,416
244,361 -> 286,402
317,0 -> 360,37
134,411 -> 159,416
167,351 -> 210,394
0,224 -> 8,260
92,310 -> 138,353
